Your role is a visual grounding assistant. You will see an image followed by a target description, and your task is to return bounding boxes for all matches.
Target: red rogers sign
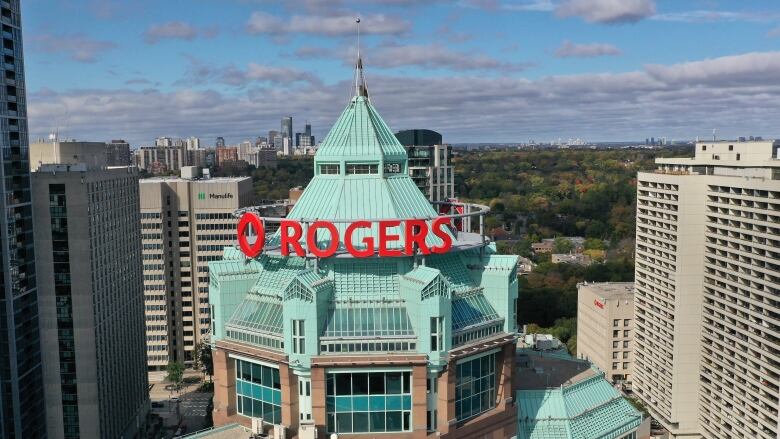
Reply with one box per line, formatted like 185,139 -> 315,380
237,212 -> 453,258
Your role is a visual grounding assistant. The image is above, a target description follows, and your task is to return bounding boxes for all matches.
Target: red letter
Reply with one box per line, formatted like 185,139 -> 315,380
307,221 -> 339,258
404,219 -> 430,256
378,220 -> 402,257
344,221 -> 374,257
430,217 -> 453,254
280,220 -> 305,256
237,213 -> 265,258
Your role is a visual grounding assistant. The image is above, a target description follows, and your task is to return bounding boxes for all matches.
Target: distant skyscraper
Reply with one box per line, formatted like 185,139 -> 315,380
107,139 -> 132,165
281,116 -> 293,140
268,130 -> 279,147
156,136 -> 174,147
186,136 -> 201,150
305,122 -> 312,138
216,136 -> 226,148
32,163 -> 149,439
634,139 -> 780,439
0,1 -> 47,437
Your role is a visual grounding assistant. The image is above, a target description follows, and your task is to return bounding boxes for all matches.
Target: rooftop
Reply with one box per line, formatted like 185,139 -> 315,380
140,176 -> 250,183
577,282 -> 634,300
515,347 -> 597,390
181,423 -> 253,438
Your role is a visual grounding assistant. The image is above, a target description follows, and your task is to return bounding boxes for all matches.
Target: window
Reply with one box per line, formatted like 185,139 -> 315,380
431,317 -> 443,351
623,341 -> 629,348
612,362 -> 619,369
623,319 -> 630,327
736,153 -> 741,160
346,163 -> 379,175
613,330 -> 619,337
613,319 -> 619,327
728,145 -> 733,151
623,352 -> 629,359
455,352 -> 497,422
384,162 -> 401,174
326,371 -> 412,434
623,330 -> 629,337
623,362 -> 629,369
235,359 -> 282,424
292,320 -> 305,354
320,164 -> 340,175
612,341 -> 619,348
702,145 -> 707,151
612,352 -> 618,359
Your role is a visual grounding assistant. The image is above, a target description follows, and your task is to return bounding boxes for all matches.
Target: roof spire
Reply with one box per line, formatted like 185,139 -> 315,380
354,17 -> 369,100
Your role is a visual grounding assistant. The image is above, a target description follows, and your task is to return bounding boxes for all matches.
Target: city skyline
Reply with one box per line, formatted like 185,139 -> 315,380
23,0 -> 780,145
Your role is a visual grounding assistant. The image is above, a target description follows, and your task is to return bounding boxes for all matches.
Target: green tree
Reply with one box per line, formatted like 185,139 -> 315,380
166,362 -> 185,390
584,238 -> 605,250
552,237 -> 574,253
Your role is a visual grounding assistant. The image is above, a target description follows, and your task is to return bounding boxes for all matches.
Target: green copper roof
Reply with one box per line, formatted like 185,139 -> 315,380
314,95 -> 407,165
517,374 -> 644,439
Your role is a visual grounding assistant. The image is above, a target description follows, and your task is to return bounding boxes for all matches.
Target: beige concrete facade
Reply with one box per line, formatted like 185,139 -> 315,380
32,164 -> 149,439
634,140 -> 780,439
576,282 -> 635,386
140,176 -> 253,369
30,140 -> 130,171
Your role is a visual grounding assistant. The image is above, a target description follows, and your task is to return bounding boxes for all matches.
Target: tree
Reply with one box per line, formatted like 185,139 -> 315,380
166,362 -> 185,390
552,236 -> 574,253
198,343 -> 214,382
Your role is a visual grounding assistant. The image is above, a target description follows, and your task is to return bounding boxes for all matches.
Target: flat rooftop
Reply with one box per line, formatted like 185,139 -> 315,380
140,176 -> 250,183
515,344 -> 597,391
579,282 -> 634,300
183,423 -> 252,438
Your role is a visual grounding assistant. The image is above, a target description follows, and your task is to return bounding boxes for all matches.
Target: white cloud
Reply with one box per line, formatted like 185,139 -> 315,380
247,12 -> 410,36
556,0 -> 655,24
555,40 -> 622,58
369,43 -> 531,71
144,21 -> 217,44
29,33 -> 117,63
177,57 -> 320,87
27,51 -> 780,145
652,10 -> 780,23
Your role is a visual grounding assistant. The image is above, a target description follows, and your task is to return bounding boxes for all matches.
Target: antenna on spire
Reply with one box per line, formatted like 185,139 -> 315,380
353,17 -> 369,100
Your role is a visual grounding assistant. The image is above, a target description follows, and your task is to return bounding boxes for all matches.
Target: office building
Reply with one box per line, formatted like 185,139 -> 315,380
576,282 -> 634,387
394,129 -> 454,203
248,146 -> 277,169
634,139 -> 780,439
30,139 -> 131,170
134,144 -> 188,174
0,1 -> 47,436
139,172 -> 253,369
216,137 -> 225,148
107,139 -> 132,166
237,141 -> 253,162
32,163 -> 148,439
215,146 -> 238,165
208,59 -> 519,438
281,116 -> 292,141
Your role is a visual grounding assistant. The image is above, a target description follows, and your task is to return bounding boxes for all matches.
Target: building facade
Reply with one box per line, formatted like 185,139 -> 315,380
134,144 -> 188,174
0,1 -> 47,437
139,175 -> 253,369
208,64 -> 519,439
32,164 -> 149,439
634,140 -> 780,439
215,146 -> 238,166
395,129 -> 454,203
30,139 -> 131,170
576,282 -> 634,387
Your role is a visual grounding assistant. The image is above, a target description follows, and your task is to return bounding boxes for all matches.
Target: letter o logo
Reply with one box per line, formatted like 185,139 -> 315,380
237,212 -> 265,258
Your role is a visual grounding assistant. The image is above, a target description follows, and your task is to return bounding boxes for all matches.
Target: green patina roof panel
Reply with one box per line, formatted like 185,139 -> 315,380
315,96 -> 407,163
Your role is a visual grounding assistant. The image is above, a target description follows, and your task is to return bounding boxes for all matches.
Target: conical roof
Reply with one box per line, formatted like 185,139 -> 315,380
314,95 -> 407,165
272,58 -> 452,251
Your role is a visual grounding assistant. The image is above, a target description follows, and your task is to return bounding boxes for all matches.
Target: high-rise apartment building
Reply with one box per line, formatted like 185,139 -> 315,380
576,282 -> 634,387
32,163 -> 149,439
215,146 -> 238,165
394,129 -> 454,203
134,144 -> 188,174
634,140 -> 780,439
186,136 -> 201,151
139,173 -> 253,369
0,1 -> 47,437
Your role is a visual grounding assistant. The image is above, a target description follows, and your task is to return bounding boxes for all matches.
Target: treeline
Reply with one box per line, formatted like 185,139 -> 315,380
454,147 -> 691,243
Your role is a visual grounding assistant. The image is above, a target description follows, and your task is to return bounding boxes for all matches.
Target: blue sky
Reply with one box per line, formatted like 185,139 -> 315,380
22,0 -> 780,145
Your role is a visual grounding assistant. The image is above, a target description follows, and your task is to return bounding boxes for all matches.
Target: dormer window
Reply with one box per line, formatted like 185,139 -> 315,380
320,164 -> 340,175
346,163 -> 378,175
384,162 -> 401,174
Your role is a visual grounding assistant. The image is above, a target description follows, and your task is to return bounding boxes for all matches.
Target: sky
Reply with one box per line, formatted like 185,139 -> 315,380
22,0 -> 780,145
